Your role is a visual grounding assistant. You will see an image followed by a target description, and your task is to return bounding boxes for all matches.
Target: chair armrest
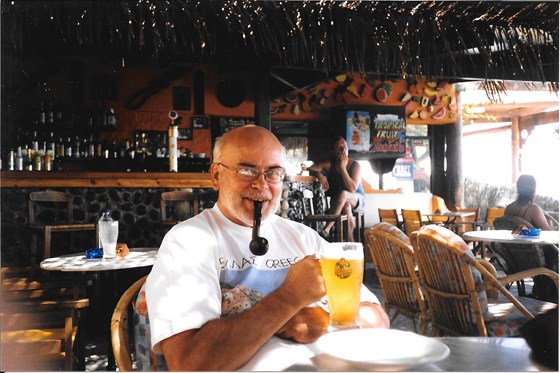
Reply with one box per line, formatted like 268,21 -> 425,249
497,267 -> 559,289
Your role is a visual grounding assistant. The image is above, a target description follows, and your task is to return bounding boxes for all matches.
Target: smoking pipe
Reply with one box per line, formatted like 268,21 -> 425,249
249,200 -> 269,256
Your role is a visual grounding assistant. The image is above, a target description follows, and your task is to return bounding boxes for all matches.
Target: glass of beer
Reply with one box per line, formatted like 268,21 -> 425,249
320,242 -> 364,330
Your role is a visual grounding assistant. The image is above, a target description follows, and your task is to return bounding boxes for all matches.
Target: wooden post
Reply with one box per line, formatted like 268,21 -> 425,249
254,62 -> 271,130
511,115 -> 520,184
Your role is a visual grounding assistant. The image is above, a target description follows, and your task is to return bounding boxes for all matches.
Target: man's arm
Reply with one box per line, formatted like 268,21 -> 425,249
308,161 -> 329,190
359,302 -> 390,328
160,256 -> 325,371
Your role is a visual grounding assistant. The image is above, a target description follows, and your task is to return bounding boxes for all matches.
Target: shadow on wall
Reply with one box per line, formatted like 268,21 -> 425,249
464,178 -> 559,221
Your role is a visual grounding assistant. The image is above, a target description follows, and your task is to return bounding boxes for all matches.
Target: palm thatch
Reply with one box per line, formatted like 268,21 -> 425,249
1,1 -> 558,91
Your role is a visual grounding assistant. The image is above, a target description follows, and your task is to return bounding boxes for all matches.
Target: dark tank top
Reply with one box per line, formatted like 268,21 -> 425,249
326,160 -> 365,198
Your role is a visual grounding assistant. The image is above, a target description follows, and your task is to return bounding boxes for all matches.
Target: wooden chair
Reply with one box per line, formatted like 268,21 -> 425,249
492,215 -> 558,300
1,267 -> 90,371
410,224 -> 558,337
301,189 -> 348,242
28,190 -> 97,261
365,223 -> 428,334
160,190 -> 199,230
401,209 -> 425,236
429,195 -> 453,225
485,207 -> 505,228
111,275 -> 148,372
378,208 -> 401,228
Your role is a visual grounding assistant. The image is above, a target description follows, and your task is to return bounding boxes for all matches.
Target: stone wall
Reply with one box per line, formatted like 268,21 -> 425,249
1,180 -> 322,266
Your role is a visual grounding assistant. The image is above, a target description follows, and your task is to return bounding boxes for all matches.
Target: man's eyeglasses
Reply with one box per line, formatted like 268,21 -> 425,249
216,163 -> 286,183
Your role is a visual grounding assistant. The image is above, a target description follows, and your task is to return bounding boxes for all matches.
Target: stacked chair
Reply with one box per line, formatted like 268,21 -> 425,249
1,267 -> 90,371
365,223 -> 428,334
410,225 -> 557,337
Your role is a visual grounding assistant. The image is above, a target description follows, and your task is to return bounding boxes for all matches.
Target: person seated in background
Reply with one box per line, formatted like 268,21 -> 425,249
505,174 -> 551,231
308,136 -> 365,241
145,125 -> 389,371
505,174 -> 557,300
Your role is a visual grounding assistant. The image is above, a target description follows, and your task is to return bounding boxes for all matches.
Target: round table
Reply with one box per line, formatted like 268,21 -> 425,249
40,248 -> 158,370
463,230 -> 559,245
40,248 -> 158,272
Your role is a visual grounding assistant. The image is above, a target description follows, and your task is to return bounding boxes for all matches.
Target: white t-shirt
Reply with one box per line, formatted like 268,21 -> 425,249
146,204 -> 379,353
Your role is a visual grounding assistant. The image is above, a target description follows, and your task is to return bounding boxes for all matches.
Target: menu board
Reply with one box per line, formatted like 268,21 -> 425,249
370,112 -> 406,155
343,106 -> 406,158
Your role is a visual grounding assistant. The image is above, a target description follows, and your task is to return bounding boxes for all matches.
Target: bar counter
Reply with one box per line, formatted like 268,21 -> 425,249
0,171 -> 315,188
0,171 -> 317,266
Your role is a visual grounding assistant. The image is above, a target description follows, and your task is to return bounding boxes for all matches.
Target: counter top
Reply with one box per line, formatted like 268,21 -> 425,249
0,171 -> 315,188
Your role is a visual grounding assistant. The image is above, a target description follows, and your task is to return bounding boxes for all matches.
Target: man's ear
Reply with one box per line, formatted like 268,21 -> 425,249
211,163 -> 220,190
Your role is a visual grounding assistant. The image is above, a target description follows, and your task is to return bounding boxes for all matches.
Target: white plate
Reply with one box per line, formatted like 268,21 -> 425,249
315,329 -> 450,370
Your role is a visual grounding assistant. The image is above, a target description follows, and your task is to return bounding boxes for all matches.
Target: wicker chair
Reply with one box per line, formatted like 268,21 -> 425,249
365,223 -> 428,334
111,275 -> 148,371
411,224 -> 558,337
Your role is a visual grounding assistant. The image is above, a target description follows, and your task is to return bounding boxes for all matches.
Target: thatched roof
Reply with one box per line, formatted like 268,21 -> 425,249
2,1 -> 558,92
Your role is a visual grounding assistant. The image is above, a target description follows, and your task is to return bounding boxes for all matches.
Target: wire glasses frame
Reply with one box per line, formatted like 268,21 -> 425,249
216,163 -> 286,183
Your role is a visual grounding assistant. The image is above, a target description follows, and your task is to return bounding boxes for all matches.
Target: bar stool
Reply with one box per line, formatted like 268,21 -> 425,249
300,189 -> 348,242
28,191 -> 97,262
160,190 -> 200,233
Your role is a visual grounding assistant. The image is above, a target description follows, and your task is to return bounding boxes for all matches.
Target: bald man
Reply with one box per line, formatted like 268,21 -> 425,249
146,125 -> 389,370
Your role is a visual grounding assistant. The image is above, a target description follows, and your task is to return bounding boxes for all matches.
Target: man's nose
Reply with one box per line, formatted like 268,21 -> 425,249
252,173 -> 269,189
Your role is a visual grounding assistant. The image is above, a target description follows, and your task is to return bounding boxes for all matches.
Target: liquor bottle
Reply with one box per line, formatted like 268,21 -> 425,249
48,132 -> 56,157
73,136 -> 81,158
46,102 -> 54,125
7,149 -> 15,170
65,137 -> 73,158
56,137 -> 65,158
39,102 -> 46,125
15,147 -> 23,171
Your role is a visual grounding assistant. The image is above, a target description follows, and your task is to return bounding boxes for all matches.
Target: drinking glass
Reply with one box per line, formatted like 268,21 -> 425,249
99,220 -> 119,259
320,242 -> 364,330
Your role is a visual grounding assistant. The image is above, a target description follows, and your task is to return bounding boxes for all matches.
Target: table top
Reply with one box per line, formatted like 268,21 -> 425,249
40,248 -> 158,272
241,334 -> 539,371
463,229 -> 559,245
424,211 -> 475,218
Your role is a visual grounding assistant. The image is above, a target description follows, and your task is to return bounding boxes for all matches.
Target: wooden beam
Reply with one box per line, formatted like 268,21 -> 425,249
511,116 -> 520,183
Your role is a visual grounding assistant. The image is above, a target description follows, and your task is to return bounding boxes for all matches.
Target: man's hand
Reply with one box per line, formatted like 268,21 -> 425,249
335,148 -> 348,171
277,307 -> 329,343
277,255 -> 326,309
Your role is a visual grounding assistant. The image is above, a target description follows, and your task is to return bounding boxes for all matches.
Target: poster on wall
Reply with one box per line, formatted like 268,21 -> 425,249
370,110 -> 406,157
345,111 -> 371,152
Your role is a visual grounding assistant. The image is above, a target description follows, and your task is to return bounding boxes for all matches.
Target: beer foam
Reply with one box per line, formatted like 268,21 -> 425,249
322,242 -> 363,260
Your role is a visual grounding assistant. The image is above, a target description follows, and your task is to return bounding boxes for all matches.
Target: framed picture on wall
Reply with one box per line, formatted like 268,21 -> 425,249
178,128 -> 193,140
192,116 -> 209,129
